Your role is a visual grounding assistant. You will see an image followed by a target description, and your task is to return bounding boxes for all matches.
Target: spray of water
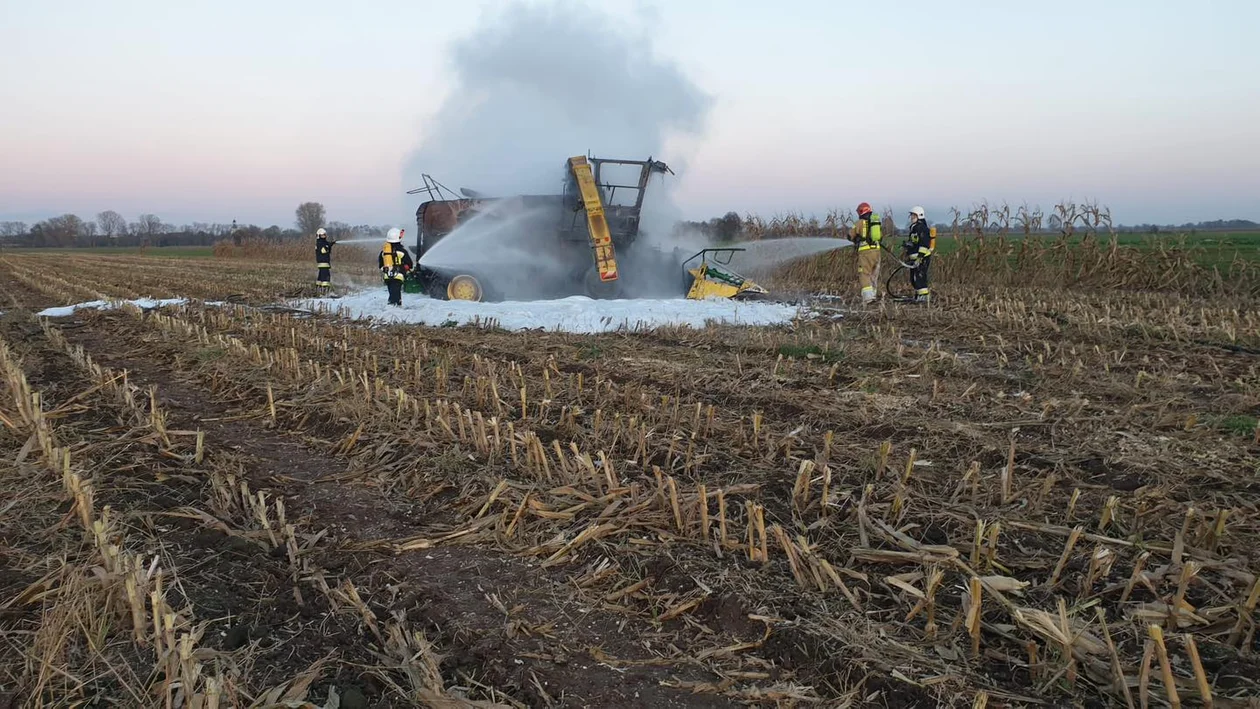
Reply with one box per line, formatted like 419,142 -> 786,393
333,237 -> 386,246
400,1 -> 711,301
726,237 -> 853,272
418,201 -> 579,300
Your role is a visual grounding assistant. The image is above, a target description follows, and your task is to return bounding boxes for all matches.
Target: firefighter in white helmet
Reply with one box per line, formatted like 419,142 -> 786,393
314,227 -> 334,290
379,228 -> 414,307
903,206 -> 932,303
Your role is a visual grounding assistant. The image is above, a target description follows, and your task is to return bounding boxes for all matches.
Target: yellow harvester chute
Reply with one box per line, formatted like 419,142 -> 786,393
567,156 -> 619,283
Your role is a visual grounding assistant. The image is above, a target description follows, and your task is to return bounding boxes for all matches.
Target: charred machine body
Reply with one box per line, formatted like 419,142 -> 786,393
407,155 -> 765,302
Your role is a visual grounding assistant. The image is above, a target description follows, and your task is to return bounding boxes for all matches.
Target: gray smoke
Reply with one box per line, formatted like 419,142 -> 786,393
402,0 -> 710,213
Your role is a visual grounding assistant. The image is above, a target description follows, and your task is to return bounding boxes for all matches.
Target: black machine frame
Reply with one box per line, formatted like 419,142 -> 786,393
557,156 -> 673,245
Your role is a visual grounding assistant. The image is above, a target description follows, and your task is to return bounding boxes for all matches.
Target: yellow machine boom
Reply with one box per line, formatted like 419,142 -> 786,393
568,156 -> 619,282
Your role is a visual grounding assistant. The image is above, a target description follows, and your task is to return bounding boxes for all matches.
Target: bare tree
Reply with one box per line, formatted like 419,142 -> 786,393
295,202 -> 326,235
325,221 -> 356,241
79,221 -> 99,244
0,221 -> 27,239
30,215 -> 84,247
715,211 -> 741,242
134,214 -> 164,241
96,210 -> 127,239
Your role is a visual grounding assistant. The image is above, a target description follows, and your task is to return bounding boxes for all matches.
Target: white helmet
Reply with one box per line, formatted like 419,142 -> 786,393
386,227 -> 403,243
909,206 -> 925,219
315,227 -> 327,237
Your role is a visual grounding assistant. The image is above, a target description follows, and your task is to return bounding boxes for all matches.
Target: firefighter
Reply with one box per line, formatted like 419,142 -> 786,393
314,227 -> 334,290
379,228 -> 413,307
904,206 -> 932,303
850,202 -> 882,304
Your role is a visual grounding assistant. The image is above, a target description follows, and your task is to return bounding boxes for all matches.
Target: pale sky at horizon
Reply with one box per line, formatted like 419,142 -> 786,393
2,0 -> 1258,229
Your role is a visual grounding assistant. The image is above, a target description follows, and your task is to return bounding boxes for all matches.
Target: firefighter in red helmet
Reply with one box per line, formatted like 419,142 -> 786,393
849,202 -> 882,304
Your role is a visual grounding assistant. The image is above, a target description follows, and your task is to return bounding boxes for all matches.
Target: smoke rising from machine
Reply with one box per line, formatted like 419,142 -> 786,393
398,1 -> 715,299
403,1 -> 710,202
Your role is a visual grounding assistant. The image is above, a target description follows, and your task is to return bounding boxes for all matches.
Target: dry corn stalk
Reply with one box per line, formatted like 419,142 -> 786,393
1227,575 -> 1260,647
1058,597 -> 1077,688
697,483 -> 709,542
966,576 -> 982,657
1169,561 -> 1200,629
1047,525 -> 1083,588
1183,633 -> 1212,708
1095,607 -> 1135,709
1147,625 -> 1180,709
1012,606 -> 1106,657
1001,437 -> 1015,504
1121,551 -> 1151,604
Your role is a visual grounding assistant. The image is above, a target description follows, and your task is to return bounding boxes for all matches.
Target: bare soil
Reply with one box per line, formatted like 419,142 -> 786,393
2,252 -> 1258,707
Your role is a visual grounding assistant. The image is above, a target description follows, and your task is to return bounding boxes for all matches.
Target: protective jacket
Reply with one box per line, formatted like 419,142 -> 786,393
905,220 -> 932,259
315,237 -> 333,268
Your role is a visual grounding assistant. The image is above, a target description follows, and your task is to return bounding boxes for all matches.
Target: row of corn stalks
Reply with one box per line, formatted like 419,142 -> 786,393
38,307 -> 524,706
0,326 -> 230,707
107,302 -> 1260,705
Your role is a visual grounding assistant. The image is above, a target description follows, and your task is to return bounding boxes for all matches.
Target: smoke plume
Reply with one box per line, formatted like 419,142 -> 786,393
402,1 -> 711,212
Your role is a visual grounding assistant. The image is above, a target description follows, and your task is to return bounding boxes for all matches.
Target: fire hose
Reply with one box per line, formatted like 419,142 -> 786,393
879,239 -> 924,302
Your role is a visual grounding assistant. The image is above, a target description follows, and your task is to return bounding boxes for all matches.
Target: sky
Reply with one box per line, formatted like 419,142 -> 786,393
1,0 -> 1258,229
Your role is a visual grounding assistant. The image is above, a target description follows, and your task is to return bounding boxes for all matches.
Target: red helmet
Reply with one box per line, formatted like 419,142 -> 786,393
857,202 -> 873,216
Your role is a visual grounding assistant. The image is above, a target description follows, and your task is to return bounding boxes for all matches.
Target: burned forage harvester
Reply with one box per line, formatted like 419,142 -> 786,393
405,155 -> 767,302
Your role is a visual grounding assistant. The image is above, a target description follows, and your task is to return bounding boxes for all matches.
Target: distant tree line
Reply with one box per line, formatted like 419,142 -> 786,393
0,202 -> 391,249
674,211 -> 744,242
1121,219 -> 1259,234
4,204 -> 1254,250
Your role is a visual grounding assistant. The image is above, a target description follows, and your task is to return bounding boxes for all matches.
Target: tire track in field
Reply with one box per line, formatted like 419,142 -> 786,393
54,310 -> 739,709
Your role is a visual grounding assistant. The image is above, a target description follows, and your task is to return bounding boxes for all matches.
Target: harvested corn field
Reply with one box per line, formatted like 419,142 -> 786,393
2,251 -> 1259,708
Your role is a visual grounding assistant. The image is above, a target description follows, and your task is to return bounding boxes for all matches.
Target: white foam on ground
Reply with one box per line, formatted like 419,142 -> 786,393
37,298 -> 189,318
297,290 -> 801,333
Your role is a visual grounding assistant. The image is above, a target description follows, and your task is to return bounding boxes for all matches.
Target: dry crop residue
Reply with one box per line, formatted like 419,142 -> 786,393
2,252 -> 1259,707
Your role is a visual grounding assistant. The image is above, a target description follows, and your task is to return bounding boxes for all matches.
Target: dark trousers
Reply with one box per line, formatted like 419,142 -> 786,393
386,279 -> 403,306
910,256 -> 931,295
317,267 -> 331,286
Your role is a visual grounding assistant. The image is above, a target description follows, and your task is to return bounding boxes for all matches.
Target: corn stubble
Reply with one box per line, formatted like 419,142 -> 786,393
1,216 -> 1258,708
